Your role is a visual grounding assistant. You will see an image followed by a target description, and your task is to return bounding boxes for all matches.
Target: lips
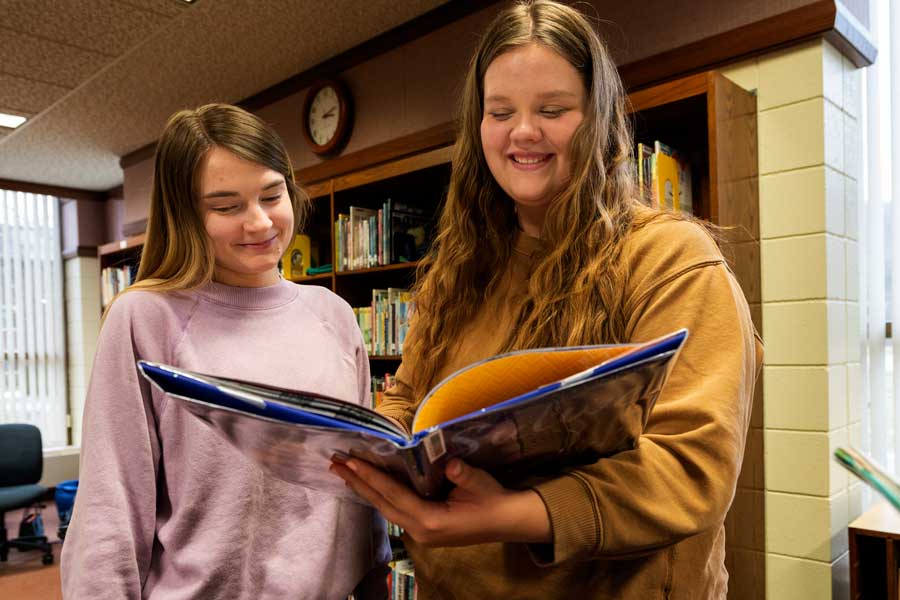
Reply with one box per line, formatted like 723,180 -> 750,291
239,234 -> 278,249
510,153 -> 551,164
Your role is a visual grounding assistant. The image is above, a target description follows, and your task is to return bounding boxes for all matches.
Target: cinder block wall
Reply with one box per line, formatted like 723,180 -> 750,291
64,256 -> 101,449
722,38 -> 863,600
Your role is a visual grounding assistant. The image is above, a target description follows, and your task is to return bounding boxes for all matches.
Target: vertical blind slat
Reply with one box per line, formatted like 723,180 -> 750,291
889,0 -> 900,469
0,189 -> 67,446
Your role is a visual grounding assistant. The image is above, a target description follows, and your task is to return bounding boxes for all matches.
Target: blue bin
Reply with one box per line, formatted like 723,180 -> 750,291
55,479 -> 78,525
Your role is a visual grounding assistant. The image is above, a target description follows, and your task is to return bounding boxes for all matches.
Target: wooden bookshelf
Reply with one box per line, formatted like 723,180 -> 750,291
98,233 -> 145,262
849,503 -> 900,599
98,69 -> 759,383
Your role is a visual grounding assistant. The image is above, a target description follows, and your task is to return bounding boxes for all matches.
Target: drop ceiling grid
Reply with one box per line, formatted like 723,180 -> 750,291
0,0 -> 449,190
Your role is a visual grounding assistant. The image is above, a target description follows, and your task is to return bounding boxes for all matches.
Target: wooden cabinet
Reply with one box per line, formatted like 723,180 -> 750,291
849,503 -> 900,599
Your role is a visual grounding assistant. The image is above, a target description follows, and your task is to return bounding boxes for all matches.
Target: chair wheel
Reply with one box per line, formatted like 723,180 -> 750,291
42,553 -> 54,565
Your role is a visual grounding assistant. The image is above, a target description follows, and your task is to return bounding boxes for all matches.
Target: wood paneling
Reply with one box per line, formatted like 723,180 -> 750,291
296,122 -> 454,185
619,0 -> 874,92
0,178 -> 105,202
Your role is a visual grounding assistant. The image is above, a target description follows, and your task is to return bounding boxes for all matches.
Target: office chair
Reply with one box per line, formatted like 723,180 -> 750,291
0,423 -> 54,565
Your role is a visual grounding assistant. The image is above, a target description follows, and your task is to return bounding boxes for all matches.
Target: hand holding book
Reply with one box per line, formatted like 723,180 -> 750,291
330,455 -> 553,546
138,329 -> 688,503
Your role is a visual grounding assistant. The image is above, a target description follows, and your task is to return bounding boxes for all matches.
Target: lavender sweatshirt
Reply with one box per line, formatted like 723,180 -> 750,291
61,280 -> 390,599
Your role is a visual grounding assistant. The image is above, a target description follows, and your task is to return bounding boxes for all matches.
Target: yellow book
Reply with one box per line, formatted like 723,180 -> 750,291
653,150 -> 680,211
282,234 -> 315,280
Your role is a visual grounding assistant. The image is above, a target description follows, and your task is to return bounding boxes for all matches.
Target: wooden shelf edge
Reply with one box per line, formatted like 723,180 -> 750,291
627,72 -> 711,114
98,233 -> 145,257
619,0 -> 838,91
296,121 -> 455,185
336,261 -> 419,277
290,272 -> 333,283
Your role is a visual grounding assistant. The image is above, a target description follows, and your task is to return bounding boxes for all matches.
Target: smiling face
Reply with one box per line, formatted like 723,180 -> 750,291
480,43 -> 587,236
199,146 -> 295,287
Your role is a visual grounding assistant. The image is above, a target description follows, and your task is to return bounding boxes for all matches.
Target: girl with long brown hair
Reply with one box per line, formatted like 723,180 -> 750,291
61,104 -> 389,599
332,1 -> 761,598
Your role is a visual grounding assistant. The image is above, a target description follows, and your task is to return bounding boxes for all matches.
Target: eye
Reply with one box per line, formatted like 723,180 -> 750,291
487,111 -> 513,121
540,108 -> 567,118
261,194 -> 282,203
210,205 -> 237,214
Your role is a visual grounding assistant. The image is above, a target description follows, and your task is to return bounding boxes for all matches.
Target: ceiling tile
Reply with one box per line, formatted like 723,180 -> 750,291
0,0 -> 175,57
114,0 -> 190,18
0,0 -> 453,189
1,30 -> 109,88
0,73 -> 69,115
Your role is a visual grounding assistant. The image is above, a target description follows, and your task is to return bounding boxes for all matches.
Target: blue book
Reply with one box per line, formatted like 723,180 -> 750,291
138,329 -> 688,502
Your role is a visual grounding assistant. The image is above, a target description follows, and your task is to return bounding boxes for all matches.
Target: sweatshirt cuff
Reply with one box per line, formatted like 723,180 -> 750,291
377,406 -> 415,434
529,474 -> 602,565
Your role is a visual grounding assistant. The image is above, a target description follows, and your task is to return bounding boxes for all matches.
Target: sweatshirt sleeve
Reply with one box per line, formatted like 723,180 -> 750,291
531,257 -> 760,563
374,319 -> 422,433
61,295 -> 168,598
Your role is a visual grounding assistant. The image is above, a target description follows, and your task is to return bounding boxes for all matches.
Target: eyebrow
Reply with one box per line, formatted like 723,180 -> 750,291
202,179 -> 285,199
484,90 -> 580,103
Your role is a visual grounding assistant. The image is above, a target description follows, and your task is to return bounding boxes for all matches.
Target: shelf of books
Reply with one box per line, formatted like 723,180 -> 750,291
97,233 -> 145,312
292,143 -> 453,391
97,69 -> 758,598
629,71 -> 760,324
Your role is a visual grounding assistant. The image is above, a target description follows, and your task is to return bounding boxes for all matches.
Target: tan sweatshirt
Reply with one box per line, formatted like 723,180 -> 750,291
377,213 -> 763,599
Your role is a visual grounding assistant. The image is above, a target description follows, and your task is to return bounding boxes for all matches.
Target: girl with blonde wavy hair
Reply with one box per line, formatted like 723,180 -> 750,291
62,104 -> 389,600
332,1 -> 761,598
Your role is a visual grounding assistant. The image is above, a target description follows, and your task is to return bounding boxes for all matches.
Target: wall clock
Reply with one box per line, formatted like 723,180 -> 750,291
302,79 -> 352,156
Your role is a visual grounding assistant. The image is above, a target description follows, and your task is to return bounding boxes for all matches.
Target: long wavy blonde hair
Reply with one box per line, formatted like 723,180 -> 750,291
128,103 -> 306,297
407,0 -> 643,392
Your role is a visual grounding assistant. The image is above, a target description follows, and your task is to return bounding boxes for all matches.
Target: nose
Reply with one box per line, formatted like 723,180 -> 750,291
510,114 -> 542,145
244,202 -> 273,232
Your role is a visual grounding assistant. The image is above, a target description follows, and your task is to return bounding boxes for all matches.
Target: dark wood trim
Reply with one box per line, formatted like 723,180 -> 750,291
0,178 -> 105,202
122,218 -> 148,237
295,121 -> 455,185
240,0 -> 502,113
619,0 -> 874,92
98,233 -> 146,258
62,246 -> 98,260
827,1 -> 877,68
105,184 -> 124,199
626,72 -> 710,114
120,1 -> 498,170
119,141 -> 156,170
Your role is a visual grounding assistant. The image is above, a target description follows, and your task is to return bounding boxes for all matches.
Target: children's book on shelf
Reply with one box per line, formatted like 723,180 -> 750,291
101,263 -> 139,309
635,140 -> 693,215
281,234 -> 317,279
138,329 -> 688,502
390,202 -> 429,263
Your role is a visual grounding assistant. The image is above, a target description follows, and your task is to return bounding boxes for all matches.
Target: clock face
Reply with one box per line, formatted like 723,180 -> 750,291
308,85 -> 340,147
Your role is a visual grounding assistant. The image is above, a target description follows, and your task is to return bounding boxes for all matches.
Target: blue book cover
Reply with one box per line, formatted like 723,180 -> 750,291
138,329 -> 688,502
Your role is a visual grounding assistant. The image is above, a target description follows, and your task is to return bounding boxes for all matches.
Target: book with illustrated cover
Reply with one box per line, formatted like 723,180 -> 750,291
653,141 -> 680,211
138,329 -> 688,502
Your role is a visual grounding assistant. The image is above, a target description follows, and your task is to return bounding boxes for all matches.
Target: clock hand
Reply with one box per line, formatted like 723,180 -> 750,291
322,108 -> 336,118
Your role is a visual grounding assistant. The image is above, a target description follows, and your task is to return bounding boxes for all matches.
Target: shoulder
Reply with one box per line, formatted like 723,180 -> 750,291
625,208 -> 722,265
103,288 -> 200,334
294,284 -> 359,338
620,208 -> 731,307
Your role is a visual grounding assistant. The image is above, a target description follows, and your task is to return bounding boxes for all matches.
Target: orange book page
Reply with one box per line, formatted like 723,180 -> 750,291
411,345 -> 634,433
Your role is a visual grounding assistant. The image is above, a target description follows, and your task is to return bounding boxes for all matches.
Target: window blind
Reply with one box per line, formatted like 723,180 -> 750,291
0,190 -> 67,448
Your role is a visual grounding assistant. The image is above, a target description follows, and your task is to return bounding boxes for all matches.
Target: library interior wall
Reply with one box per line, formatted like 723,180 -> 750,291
62,3 -> 869,595
721,37 -> 862,600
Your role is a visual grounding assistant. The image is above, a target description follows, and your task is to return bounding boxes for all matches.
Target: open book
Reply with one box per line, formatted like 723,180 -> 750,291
138,329 -> 687,502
